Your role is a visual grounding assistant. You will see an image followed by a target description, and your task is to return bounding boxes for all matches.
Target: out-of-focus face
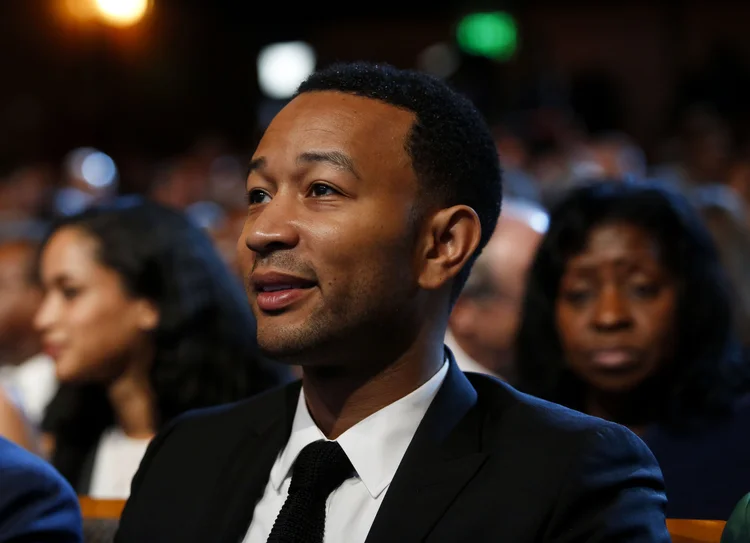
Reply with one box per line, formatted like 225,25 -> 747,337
238,91 -> 426,365
555,222 -> 677,393
449,216 -> 541,377
34,227 -> 158,383
0,243 -> 42,361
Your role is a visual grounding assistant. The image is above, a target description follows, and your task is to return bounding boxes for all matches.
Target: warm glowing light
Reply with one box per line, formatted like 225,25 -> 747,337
94,0 -> 149,27
64,0 -> 97,22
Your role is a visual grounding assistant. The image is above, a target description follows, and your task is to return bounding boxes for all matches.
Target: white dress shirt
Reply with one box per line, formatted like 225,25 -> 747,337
243,360 -> 449,543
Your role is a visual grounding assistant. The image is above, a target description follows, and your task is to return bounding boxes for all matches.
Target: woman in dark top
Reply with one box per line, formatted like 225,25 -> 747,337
34,197 -> 291,496
515,181 -> 750,520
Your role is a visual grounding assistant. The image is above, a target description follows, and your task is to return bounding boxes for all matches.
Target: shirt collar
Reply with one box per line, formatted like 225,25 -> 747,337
270,360 -> 449,499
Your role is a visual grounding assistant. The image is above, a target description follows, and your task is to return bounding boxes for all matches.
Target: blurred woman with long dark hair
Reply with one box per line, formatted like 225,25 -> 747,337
515,181 -> 750,520
34,197 -> 290,497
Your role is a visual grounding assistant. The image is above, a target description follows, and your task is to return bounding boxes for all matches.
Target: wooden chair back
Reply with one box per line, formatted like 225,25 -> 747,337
667,519 -> 726,543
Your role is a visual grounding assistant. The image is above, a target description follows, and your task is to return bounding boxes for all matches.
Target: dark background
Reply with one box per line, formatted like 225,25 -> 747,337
2,1 -> 750,174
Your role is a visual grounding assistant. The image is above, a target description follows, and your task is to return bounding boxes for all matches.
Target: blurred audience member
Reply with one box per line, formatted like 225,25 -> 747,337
447,198 -> 547,379
0,436 -> 82,542
697,201 -> 750,348
0,162 -> 51,240
0,388 -> 38,452
515,181 -> 750,520
727,148 -> 750,221
492,126 -> 541,203
34,198 -> 291,498
207,206 -> 247,277
0,239 -> 58,427
653,105 -> 733,192
207,154 -> 249,212
149,155 -> 208,210
569,132 -> 647,182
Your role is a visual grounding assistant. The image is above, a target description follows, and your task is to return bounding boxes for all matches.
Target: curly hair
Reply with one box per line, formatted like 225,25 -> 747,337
515,181 -> 750,430
39,197 -> 290,489
297,62 -> 503,302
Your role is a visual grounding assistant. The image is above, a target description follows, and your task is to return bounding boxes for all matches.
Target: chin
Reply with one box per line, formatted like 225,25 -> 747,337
55,362 -> 83,383
592,375 -> 650,394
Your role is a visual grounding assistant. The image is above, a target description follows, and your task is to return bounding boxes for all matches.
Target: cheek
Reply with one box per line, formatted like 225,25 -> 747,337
308,213 -> 416,290
59,299 -> 142,381
635,298 -> 677,351
555,305 -> 587,350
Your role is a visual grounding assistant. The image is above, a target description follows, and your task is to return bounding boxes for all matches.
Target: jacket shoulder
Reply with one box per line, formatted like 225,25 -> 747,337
466,373 -> 644,446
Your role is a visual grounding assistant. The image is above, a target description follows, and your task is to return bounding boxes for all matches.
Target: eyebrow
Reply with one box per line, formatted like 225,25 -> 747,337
247,157 -> 266,177
297,151 -> 360,180
246,152 -> 361,180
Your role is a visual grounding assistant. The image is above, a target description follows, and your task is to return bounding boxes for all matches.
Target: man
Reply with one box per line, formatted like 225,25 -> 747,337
0,239 -> 58,427
115,62 -> 669,542
0,436 -> 82,542
446,198 -> 547,380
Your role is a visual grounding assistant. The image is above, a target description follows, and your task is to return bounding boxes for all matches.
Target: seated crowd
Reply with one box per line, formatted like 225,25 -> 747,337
2,61 -> 750,542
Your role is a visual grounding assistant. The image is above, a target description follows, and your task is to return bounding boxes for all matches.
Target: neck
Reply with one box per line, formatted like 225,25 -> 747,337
107,353 -> 156,440
301,330 -> 445,439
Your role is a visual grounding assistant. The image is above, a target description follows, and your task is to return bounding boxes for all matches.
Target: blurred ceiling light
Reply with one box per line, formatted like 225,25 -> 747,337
257,41 -> 316,99
81,150 -> 118,188
64,0 -> 98,22
456,11 -> 518,61
65,147 -> 118,189
94,0 -> 149,27
417,42 -> 460,79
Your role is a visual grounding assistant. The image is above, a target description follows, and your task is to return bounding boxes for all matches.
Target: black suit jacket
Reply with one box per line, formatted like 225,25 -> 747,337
115,358 -> 670,542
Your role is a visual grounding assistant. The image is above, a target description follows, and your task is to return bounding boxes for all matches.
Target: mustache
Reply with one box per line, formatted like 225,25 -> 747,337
250,252 -> 317,280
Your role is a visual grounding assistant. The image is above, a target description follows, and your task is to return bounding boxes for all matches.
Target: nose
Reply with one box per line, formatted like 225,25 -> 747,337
33,292 -> 58,334
592,285 -> 633,332
241,191 -> 301,257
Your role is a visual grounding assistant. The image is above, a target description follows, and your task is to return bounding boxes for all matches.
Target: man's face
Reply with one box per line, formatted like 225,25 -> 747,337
239,91 -> 423,365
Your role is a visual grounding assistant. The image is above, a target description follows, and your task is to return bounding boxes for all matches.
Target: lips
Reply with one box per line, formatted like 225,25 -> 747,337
251,271 -> 317,312
588,347 -> 641,369
42,342 -> 63,360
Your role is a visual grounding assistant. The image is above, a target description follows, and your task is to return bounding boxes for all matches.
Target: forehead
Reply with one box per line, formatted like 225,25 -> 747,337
42,228 -> 97,270
568,222 -> 663,268
254,91 -> 415,170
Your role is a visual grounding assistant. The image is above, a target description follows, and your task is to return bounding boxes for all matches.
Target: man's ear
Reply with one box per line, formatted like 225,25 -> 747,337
416,205 -> 481,292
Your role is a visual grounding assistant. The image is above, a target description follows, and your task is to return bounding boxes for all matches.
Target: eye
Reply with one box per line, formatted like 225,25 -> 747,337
61,286 -> 81,300
561,289 -> 593,306
630,283 -> 661,299
309,183 -> 339,197
248,189 -> 271,205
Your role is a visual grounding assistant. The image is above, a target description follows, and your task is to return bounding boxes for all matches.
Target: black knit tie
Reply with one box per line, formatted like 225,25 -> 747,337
266,440 -> 354,543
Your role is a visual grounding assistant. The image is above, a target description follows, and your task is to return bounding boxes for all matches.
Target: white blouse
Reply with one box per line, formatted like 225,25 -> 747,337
88,427 -> 152,499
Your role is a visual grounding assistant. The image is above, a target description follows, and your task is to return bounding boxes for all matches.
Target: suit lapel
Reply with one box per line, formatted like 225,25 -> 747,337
365,356 -> 488,543
198,382 -> 302,543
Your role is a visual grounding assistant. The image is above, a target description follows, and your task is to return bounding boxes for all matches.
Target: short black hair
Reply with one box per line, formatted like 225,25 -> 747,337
296,62 -> 503,302
515,181 -> 750,430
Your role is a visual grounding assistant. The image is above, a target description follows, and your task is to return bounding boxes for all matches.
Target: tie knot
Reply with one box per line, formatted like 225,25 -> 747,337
289,440 -> 354,497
